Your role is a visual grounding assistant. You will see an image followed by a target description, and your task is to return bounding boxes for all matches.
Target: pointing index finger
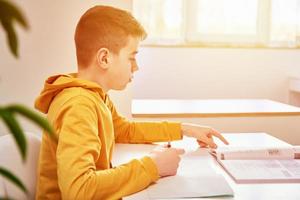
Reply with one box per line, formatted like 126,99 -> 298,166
211,129 -> 229,145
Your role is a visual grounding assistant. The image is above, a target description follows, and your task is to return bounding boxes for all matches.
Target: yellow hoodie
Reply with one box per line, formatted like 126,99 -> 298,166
34,74 -> 182,200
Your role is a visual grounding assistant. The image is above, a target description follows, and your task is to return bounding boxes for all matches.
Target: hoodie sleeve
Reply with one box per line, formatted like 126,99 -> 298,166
56,96 -> 159,200
107,97 -> 182,143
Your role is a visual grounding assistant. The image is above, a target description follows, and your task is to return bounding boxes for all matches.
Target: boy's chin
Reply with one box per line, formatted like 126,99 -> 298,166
113,83 -> 129,91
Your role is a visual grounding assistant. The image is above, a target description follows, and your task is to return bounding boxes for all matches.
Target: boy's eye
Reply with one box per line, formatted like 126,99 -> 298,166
130,58 -> 136,61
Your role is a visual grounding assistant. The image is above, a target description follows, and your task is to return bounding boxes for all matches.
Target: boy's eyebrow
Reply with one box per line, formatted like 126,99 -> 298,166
131,51 -> 138,55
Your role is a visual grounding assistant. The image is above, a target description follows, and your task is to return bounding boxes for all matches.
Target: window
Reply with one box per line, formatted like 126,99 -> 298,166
133,0 -> 185,44
132,0 -> 300,48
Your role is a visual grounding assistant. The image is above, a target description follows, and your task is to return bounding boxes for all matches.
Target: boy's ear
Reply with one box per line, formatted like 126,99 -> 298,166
96,48 -> 110,69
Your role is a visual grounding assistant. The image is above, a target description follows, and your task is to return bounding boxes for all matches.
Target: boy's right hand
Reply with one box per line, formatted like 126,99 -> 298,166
149,147 -> 185,177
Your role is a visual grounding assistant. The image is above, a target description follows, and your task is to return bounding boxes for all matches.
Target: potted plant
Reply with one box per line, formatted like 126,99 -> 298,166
0,0 -> 54,197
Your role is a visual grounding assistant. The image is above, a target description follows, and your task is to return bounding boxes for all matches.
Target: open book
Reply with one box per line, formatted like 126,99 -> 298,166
211,146 -> 300,183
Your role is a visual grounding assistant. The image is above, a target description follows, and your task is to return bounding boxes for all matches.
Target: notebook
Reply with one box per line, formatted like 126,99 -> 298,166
211,146 -> 300,183
146,174 -> 234,199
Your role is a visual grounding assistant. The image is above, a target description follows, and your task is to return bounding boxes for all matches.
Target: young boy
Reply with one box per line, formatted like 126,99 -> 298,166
34,5 -> 228,200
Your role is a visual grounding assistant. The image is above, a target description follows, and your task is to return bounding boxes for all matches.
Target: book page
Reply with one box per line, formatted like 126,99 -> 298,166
219,159 -> 300,183
212,146 -> 300,160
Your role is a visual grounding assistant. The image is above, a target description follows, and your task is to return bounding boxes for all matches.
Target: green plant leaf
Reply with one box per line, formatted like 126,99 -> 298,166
0,107 -> 27,161
0,0 -> 29,58
0,197 -> 11,200
0,21 -> 17,57
0,167 -> 27,194
7,104 -> 55,139
0,0 -> 28,28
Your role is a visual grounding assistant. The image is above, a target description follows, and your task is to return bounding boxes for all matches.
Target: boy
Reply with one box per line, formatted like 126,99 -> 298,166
34,5 -> 228,200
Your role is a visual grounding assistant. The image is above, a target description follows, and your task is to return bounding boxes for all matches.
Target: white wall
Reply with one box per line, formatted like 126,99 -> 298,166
134,47 -> 300,101
1,1 -> 299,144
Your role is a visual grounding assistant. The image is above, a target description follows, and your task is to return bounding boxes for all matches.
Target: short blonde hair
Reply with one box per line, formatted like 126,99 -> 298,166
75,6 -> 147,68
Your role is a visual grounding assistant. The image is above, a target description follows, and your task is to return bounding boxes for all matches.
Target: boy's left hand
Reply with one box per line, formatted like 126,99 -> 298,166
181,123 -> 229,148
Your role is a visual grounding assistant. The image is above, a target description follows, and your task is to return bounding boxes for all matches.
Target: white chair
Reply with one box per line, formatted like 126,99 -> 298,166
0,132 -> 41,200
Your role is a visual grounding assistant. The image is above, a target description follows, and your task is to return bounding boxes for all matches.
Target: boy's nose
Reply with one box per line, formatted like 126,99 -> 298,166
131,60 -> 139,72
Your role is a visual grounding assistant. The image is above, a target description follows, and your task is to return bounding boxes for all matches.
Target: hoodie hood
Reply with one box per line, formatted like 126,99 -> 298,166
35,73 -> 106,114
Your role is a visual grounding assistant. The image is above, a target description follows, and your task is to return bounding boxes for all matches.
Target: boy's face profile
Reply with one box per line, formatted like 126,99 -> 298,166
105,36 -> 140,91
75,6 -> 146,92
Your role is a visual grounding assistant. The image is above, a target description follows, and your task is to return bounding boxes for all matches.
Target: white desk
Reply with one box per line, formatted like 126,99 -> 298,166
131,99 -> 300,118
113,133 -> 300,200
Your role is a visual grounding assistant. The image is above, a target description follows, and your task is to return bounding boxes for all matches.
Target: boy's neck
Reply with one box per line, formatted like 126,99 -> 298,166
77,69 -> 109,92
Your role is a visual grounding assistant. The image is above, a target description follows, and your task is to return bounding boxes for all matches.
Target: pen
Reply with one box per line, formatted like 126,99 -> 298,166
167,141 -> 171,148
